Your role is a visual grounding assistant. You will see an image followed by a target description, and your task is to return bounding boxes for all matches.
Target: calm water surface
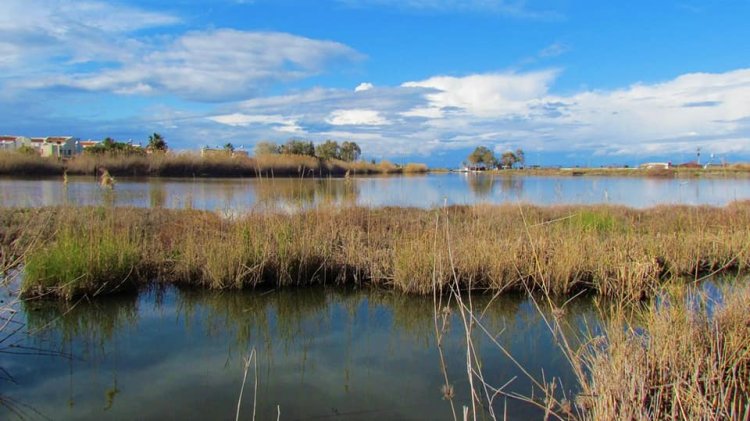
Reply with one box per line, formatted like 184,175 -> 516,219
1,287 -> 596,420
2,174 -> 749,211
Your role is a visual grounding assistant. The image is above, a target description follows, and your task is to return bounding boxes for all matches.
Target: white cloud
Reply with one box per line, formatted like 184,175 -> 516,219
189,68 -> 750,160
209,113 -> 303,133
355,82 -> 374,92
327,109 -> 391,126
28,29 -> 360,101
0,0 -> 178,69
402,70 -> 558,117
400,107 -> 444,119
554,68 -> 750,147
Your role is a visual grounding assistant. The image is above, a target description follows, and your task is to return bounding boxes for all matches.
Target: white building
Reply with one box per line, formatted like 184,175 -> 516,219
0,135 -> 32,151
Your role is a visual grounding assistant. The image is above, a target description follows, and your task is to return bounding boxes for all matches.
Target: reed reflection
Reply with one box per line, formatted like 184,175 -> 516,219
10,287 -> 598,420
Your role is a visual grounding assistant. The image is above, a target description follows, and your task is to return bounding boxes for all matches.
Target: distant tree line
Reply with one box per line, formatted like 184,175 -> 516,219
466,146 -> 525,169
255,139 -> 362,162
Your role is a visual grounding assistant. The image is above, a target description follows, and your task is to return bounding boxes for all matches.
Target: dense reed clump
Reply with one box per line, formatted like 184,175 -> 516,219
576,283 -> 750,420
4,201 -> 749,300
0,151 -> 63,176
62,152 -> 424,177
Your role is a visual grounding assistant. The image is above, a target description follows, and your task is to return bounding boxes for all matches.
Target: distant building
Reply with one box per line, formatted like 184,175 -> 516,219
79,140 -> 101,149
639,162 -> 672,170
0,135 -> 31,151
201,146 -> 247,158
32,136 -> 82,159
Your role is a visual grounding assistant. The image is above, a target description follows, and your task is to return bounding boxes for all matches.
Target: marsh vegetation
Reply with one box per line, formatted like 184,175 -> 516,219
2,200 -> 749,419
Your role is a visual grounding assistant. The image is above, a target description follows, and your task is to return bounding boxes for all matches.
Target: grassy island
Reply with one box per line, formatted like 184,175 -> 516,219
1,202 -> 746,300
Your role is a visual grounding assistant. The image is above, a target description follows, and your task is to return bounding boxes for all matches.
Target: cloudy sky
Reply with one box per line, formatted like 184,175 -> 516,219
1,0 -> 749,166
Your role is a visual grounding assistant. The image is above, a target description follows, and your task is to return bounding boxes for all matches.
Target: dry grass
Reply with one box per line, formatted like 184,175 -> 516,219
576,283 -> 750,420
4,201 -> 749,300
0,151 -> 62,176
62,152 -> 422,177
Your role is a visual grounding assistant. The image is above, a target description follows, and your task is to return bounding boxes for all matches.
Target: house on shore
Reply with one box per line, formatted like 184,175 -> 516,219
639,162 -> 672,170
28,137 -> 82,159
201,146 -> 248,158
0,135 -> 32,151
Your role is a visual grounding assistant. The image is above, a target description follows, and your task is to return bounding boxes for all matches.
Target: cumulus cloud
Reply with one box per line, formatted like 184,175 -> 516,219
355,82 -> 374,92
187,68 -> 750,160
402,70 -> 558,117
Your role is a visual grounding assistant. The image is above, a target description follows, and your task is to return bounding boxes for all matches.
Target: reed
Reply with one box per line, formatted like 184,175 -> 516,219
4,201 -> 748,300
576,283 -> 750,420
0,151 -> 63,176
22,213 -> 141,299
62,152 -> 423,177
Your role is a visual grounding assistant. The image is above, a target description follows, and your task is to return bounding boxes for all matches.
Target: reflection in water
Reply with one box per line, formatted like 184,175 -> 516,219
253,178 -> 360,209
1,174 -> 749,211
149,180 -> 166,208
465,174 -> 495,197
465,175 -> 525,201
6,287 -> 597,420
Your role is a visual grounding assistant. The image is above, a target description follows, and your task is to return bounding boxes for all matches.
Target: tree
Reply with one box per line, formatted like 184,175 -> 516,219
254,141 -> 279,155
147,133 -> 168,152
500,151 -> 518,169
315,140 -> 341,160
223,143 -> 235,153
514,148 -> 525,168
340,141 -> 361,162
85,137 -> 144,155
467,146 -> 496,168
281,139 -> 315,156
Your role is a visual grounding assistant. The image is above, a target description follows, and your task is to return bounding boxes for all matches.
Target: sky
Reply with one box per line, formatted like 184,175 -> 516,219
1,0 -> 749,167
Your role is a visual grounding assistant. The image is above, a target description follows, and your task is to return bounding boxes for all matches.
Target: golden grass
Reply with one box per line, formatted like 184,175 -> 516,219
576,283 -> 750,420
4,201 -> 749,300
0,151 -> 63,176
62,152 -> 423,177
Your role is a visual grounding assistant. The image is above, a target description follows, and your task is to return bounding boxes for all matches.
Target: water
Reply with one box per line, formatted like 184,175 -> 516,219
1,174 -> 749,211
0,287 -> 596,420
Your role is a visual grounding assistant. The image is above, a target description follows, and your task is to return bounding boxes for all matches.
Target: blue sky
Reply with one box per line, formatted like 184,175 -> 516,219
1,0 -> 749,167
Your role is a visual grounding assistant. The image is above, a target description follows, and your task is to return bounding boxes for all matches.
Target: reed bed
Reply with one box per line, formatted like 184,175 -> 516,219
50,152 -> 423,177
3,202 -> 748,300
574,283 -> 750,420
0,151 -> 62,176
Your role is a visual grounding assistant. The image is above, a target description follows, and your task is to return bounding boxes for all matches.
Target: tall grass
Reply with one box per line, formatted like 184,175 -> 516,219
426,203 -> 750,421
22,214 -> 141,299
575,283 -> 750,420
0,151 -> 62,176
5,201 -> 749,299
62,152 -> 424,177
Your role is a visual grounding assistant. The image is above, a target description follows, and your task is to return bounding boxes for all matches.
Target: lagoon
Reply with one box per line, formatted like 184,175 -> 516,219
1,173 -> 749,211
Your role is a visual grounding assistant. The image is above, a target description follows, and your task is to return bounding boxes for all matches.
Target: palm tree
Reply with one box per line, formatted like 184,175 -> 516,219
147,133 -> 168,152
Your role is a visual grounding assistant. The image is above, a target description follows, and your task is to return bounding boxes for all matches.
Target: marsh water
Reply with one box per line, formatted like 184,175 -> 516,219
2,173 -> 750,211
2,173 -> 747,419
1,286 -> 596,420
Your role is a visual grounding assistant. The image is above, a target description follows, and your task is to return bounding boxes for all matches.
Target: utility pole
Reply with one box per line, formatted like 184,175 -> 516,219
696,147 -> 701,165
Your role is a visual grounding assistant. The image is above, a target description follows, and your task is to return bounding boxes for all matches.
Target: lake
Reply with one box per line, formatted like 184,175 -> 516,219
0,286 -> 595,420
1,174 -> 749,211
